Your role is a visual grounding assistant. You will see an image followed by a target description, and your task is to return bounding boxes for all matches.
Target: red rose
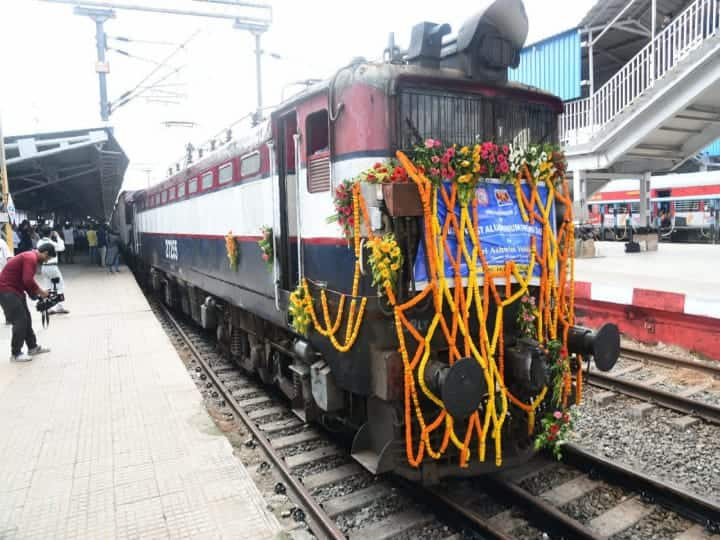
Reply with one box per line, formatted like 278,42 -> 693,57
549,424 -> 560,435
373,162 -> 382,170
367,173 -> 376,182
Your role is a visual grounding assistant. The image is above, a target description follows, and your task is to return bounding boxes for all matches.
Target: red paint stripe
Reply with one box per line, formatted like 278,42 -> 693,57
141,232 -> 345,245
573,281 -> 592,300
633,288 -> 685,314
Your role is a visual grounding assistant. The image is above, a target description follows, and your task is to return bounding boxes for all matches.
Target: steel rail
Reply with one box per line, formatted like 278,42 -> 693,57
483,475 -> 606,540
586,370 -> 720,425
158,304 -> 346,540
564,444 -> 720,532
620,345 -> 720,377
423,487 -> 515,540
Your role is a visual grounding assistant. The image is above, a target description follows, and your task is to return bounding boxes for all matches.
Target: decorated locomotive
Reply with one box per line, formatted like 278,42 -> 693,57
118,0 -> 620,483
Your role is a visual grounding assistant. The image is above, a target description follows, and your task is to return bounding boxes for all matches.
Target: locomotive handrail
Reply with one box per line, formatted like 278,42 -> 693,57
267,140 -> 280,310
293,133 -> 303,285
359,237 -> 366,275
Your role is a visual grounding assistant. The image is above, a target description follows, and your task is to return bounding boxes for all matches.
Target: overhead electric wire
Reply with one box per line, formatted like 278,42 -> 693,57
109,29 -> 201,113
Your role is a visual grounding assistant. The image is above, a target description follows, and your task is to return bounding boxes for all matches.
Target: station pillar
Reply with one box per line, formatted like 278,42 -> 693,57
573,169 -> 588,223
640,172 -> 651,229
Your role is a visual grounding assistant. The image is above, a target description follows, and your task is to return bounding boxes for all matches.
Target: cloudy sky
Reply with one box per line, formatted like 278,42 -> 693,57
0,0 -> 595,191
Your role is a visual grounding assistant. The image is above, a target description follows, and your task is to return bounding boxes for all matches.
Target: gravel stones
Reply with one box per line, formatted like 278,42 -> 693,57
574,386 -> 720,504
560,485 -> 628,522
519,465 -> 580,496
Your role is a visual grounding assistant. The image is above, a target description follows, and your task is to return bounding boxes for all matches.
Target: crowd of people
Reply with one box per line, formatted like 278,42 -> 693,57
0,218 -> 123,362
8,219 -> 121,270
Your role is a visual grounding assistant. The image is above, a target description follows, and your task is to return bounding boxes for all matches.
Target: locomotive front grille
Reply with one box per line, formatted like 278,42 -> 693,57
396,87 -> 558,150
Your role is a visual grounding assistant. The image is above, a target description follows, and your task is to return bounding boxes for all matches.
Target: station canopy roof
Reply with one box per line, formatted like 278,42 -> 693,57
581,0 -> 694,87
4,127 -> 128,221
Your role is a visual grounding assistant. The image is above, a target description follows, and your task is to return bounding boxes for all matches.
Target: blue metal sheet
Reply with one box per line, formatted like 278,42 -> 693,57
702,139 -> 720,156
509,28 -> 582,101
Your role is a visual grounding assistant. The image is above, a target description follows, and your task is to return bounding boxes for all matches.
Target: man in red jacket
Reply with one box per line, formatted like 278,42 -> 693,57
0,244 -> 55,362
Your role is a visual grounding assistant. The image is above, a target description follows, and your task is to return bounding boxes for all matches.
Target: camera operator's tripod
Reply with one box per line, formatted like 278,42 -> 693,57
37,277 -> 62,328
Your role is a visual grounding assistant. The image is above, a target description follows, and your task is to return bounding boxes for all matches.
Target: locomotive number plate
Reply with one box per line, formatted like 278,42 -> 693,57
164,239 -> 179,261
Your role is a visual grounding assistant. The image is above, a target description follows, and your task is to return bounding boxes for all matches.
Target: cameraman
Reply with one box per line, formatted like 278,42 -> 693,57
0,244 -> 54,362
38,227 -> 69,315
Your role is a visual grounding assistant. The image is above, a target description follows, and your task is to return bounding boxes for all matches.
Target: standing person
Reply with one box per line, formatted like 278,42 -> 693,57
0,244 -> 54,362
12,224 -> 20,251
38,228 -> 69,315
17,220 -> 32,254
106,229 -> 121,273
97,225 -> 107,268
86,224 -> 98,264
30,226 -> 39,249
62,222 -> 75,264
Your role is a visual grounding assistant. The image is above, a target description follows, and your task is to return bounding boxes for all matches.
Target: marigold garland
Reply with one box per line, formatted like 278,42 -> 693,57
225,231 -> 238,271
288,284 -> 312,336
368,233 -> 402,297
258,225 -> 273,271
298,139 -> 578,470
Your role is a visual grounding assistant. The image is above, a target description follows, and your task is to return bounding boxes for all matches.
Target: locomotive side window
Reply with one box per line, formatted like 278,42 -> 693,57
201,171 -> 214,190
168,187 -> 176,201
306,109 -> 330,193
219,163 -> 234,184
161,191 -> 168,204
189,178 -> 198,194
177,182 -> 186,198
240,152 -> 261,177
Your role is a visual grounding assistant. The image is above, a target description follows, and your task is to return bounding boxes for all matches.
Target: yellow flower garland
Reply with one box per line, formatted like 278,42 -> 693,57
293,148 -> 578,470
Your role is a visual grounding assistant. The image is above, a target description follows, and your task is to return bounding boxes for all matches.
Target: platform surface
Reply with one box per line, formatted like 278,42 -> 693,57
576,242 -> 719,299
0,264 -> 281,539
575,242 -> 720,319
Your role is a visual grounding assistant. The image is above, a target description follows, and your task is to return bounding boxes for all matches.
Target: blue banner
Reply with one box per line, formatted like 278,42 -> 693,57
414,180 -> 553,284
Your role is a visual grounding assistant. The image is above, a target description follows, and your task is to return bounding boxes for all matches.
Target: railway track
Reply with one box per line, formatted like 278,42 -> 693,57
152,300 -> 465,540
150,297 -> 720,539
435,445 -> 720,540
585,346 -> 720,425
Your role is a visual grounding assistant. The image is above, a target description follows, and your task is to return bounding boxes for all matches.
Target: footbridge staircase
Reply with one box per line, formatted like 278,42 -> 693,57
561,0 -> 720,217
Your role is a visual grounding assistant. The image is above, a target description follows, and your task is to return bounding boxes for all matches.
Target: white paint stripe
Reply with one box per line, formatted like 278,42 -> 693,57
590,283 -> 634,305
683,295 -> 720,319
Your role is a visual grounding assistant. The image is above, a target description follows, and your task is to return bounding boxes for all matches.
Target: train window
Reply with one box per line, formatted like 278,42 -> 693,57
168,187 -> 176,200
241,152 -> 261,177
306,109 -> 330,193
219,163 -> 233,184
201,171 -> 214,190
674,199 -> 701,212
629,202 -> 640,214
189,179 -> 198,194
177,182 -> 186,198
161,191 -> 168,204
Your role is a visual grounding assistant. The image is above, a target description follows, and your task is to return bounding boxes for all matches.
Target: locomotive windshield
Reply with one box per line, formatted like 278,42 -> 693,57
395,86 -> 559,151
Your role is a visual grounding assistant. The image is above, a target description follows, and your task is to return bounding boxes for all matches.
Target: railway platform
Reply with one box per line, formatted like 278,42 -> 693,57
574,242 -> 720,360
0,264 -> 282,539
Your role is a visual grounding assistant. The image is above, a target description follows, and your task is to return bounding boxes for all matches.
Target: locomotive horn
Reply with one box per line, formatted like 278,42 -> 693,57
567,323 -> 620,372
424,358 -> 487,419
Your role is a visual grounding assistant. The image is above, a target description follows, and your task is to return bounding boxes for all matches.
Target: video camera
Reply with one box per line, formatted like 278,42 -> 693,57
36,277 -> 65,327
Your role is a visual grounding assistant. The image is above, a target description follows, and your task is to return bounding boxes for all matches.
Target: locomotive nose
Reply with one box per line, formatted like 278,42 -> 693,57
425,358 -> 487,419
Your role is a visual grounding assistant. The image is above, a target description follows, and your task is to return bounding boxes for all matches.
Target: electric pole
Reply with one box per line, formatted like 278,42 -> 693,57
75,7 -> 115,122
